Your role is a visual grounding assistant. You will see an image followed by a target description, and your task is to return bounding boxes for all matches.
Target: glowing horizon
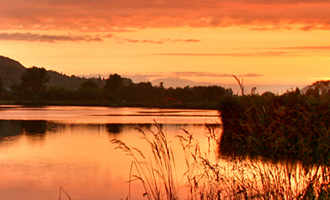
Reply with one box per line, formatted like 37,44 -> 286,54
1,0 -> 330,89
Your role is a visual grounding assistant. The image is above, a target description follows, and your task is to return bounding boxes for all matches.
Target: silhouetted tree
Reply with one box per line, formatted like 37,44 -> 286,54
77,79 -> 102,101
158,82 -> 165,105
104,74 -> 122,92
1,68 -> 235,108
80,80 -> 99,90
104,74 -> 124,100
44,86 -> 75,101
135,82 -> 156,101
19,66 -> 50,98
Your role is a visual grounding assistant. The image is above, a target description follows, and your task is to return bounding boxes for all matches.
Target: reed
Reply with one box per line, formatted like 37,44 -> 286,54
113,89 -> 330,199
218,90 -> 330,166
177,126 -> 330,199
217,89 -> 330,199
59,186 -> 72,200
113,121 -> 330,199
111,121 -> 178,200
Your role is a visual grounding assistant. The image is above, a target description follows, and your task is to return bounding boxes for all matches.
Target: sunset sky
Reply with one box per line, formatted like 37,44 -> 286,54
1,0 -> 330,93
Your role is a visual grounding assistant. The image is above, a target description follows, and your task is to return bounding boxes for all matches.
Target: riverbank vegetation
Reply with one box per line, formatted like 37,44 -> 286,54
217,88 -> 330,199
113,121 -> 330,199
0,66 -> 232,109
219,88 -> 330,166
113,85 -> 330,199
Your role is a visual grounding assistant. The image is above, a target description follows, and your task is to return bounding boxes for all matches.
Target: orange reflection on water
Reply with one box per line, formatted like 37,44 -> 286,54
0,118 -> 217,200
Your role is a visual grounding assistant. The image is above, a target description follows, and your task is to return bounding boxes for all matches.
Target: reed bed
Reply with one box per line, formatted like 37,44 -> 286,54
218,89 -> 330,199
218,90 -> 330,166
177,125 -> 330,199
112,90 -> 330,199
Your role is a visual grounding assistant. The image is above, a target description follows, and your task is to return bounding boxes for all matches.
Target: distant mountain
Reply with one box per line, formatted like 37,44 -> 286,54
0,56 -> 90,90
0,55 -> 132,90
0,56 -> 26,89
0,55 -> 90,90
151,77 -> 305,95
301,80 -> 330,95
47,70 -> 90,90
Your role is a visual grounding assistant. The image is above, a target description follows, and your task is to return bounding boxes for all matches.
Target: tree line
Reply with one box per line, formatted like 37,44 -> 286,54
0,66 -> 233,109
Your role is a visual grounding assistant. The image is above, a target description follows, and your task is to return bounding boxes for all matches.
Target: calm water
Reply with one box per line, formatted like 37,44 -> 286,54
0,106 -> 220,200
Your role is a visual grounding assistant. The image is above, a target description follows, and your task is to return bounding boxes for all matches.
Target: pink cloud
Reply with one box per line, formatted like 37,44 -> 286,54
107,35 -> 201,44
122,71 -> 262,81
0,0 -> 329,31
172,72 -> 263,77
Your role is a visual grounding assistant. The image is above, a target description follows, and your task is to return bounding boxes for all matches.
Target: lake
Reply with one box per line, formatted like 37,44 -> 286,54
0,106 -> 220,200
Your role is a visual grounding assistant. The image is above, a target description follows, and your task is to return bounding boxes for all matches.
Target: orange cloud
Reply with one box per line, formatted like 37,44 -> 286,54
273,46 -> 330,50
0,32 -> 102,42
172,72 -> 263,77
150,52 -> 293,57
0,31 -> 201,44
1,0 -> 330,31
108,34 -> 201,44
122,71 -> 262,79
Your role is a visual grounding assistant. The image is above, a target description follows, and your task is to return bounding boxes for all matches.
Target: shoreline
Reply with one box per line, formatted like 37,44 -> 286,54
0,100 -> 219,110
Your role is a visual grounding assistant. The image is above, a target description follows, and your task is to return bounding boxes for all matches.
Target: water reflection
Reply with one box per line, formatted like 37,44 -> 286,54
0,120 -> 21,137
0,120 -> 48,139
106,123 -> 123,134
0,118 -> 214,200
0,107 -> 220,200
0,120 -> 199,142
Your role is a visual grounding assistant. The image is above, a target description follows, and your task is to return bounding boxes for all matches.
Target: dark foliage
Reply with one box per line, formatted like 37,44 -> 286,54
0,76 -> 4,98
2,70 -> 232,109
218,89 -> 330,167
80,80 -> 99,90
18,66 -> 50,100
103,73 -> 125,100
0,56 -> 233,108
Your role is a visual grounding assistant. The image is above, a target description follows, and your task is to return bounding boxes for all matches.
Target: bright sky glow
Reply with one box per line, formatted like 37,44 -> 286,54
1,0 -> 330,91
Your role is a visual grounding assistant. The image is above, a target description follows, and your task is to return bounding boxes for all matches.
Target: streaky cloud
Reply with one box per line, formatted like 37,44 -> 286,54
0,32 -> 103,42
106,35 -> 200,44
142,40 -> 164,44
274,46 -> 330,50
120,72 -> 263,80
249,46 -> 330,51
171,39 -> 201,42
150,52 -> 292,57
173,72 -> 263,77
1,0 -> 330,31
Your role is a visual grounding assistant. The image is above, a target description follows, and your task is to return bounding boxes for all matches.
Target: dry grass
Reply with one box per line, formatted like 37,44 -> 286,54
111,121 -> 178,200
112,102 -> 330,199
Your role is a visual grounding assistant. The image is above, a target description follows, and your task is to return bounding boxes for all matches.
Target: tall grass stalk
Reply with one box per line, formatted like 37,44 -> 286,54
111,122 -> 178,200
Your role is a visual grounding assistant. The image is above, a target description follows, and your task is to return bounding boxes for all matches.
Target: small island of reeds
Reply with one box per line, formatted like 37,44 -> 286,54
113,84 -> 330,199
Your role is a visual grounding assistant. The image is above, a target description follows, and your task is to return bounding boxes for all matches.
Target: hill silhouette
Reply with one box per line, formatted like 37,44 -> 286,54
0,56 -> 26,89
301,80 -> 330,95
0,55 -> 105,90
